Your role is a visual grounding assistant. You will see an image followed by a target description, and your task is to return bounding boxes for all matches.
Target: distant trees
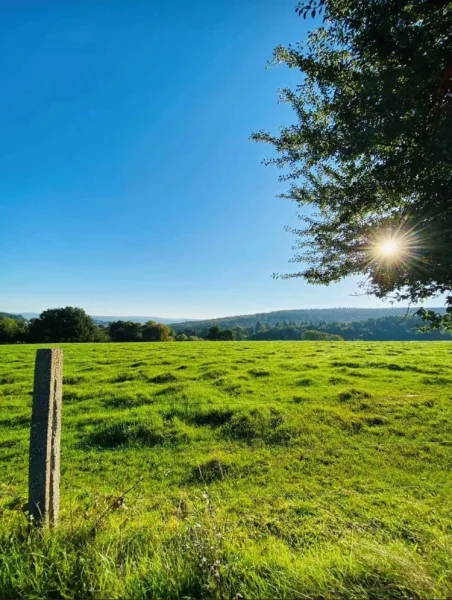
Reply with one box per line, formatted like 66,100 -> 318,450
302,330 -> 329,341
108,321 -> 142,342
0,316 -> 27,343
0,308 -> 177,344
206,326 -> 234,341
1,306 -> 451,344
175,315 -> 452,342
206,326 -> 221,340
172,307 -> 448,333
92,325 -> 110,343
28,307 -> 97,343
220,329 -> 234,341
328,334 -> 345,342
142,321 -> 172,342
174,333 -> 202,341
302,330 -> 343,341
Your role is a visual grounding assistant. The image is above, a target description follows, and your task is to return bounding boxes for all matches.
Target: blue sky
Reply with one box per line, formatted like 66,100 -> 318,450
1,0 -> 406,318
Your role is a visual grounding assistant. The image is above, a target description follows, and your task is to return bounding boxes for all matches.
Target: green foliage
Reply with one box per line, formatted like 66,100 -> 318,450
91,324 -> 111,342
206,326 -> 235,341
418,307 -> 452,332
28,307 -> 97,343
0,312 -> 24,321
172,306 -> 446,332
0,309 -> 110,345
207,326 -> 222,340
252,0 -> 452,326
108,320 -> 143,342
0,341 -> 451,598
142,321 -> 172,342
2,306 -> 451,345
0,317 -> 27,344
178,315 -> 452,342
303,329 -> 329,340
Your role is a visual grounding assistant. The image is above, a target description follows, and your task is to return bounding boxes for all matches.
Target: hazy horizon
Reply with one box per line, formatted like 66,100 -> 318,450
4,301 -> 442,323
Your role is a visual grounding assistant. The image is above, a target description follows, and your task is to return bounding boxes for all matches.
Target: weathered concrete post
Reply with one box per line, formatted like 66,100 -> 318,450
28,348 -> 63,527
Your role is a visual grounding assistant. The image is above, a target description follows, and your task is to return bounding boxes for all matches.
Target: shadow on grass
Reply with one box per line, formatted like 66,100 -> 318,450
87,418 -> 190,448
164,406 -> 235,427
222,408 -> 296,445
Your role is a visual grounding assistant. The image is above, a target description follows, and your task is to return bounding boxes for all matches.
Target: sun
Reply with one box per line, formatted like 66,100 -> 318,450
368,225 -> 423,267
379,240 -> 400,256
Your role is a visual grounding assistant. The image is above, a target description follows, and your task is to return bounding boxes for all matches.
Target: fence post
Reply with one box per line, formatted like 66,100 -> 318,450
28,348 -> 63,527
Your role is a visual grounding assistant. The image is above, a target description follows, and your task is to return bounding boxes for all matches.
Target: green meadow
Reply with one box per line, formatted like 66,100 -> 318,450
0,341 -> 451,599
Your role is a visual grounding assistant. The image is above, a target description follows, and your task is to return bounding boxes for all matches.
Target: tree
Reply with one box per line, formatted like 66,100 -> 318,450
252,0 -> 452,328
207,326 -> 222,341
108,320 -> 142,342
219,329 -> 234,341
92,324 -> 111,342
28,307 -> 96,342
142,321 -> 171,342
0,316 -> 27,343
233,326 -> 245,340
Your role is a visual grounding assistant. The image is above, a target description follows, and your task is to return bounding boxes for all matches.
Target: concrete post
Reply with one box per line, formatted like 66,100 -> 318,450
28,348 -> 63,527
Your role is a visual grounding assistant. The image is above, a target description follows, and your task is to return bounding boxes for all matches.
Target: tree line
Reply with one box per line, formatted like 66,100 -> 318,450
1,307 -> 450,344
0,308 -> 174,344
0,307 -> 234,344
175,316 -> 452,342
172,307 -> 446,332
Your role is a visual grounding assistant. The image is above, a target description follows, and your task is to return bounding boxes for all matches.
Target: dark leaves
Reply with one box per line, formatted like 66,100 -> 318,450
254,0 -> 452,329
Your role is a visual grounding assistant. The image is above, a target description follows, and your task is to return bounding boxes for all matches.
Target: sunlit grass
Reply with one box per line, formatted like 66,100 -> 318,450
1,341 -> 451,598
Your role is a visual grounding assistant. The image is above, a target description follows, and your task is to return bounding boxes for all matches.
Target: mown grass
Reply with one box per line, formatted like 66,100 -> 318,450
0,341 -> 451,599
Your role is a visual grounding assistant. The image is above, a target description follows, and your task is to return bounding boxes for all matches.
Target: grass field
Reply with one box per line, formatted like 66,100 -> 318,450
1,341 -> 451,599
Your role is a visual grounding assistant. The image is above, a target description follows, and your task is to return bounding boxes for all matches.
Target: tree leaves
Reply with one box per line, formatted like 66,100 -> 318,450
253,0 -> 452,329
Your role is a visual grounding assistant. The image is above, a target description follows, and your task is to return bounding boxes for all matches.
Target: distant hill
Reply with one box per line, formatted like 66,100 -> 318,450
0,312 -> 25,321
17,312 -> 194,325
91,315 -> 195,325
172,306 -> 445,331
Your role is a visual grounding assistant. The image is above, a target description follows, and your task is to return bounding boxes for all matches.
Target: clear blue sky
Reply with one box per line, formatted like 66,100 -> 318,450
1,0 -> 404,318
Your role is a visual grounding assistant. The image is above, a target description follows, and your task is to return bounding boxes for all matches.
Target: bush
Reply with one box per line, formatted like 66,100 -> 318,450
303,330 -> 329,341
142,321 -> 172,342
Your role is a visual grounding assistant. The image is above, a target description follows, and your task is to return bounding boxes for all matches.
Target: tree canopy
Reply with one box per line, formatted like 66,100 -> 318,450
28,307 -> 97,343
252,0 -> 452,327
108,320 -> 143,342
0,316 -> 27,344
0,309 -> 175,344
142,321 -> 172,342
